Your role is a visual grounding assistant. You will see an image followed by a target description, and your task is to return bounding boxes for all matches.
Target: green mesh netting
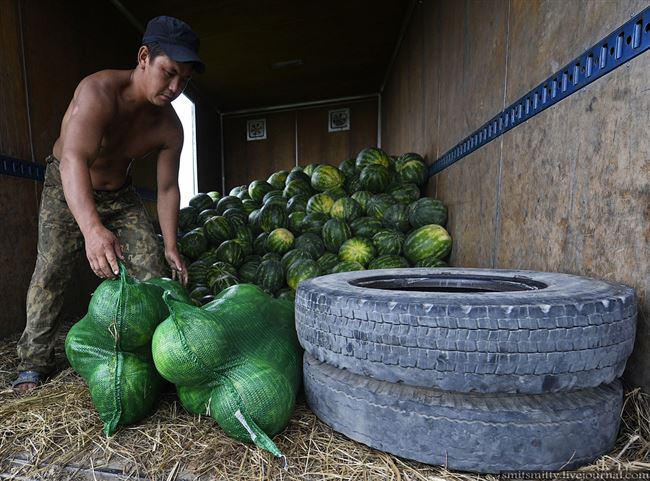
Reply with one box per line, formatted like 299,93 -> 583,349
65,264 -> 180,436
151,283 -> 302,458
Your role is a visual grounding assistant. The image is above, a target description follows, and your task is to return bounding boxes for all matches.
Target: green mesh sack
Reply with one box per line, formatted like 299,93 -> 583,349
151,283 -> 302,458
65,264 -> 169,436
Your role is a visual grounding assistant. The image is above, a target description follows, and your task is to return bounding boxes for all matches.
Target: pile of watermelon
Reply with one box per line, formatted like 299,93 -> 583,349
174,147 -> 452,304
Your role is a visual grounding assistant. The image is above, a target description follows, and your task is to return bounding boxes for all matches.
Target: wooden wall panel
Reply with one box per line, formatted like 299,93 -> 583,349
0,0 -> 30,160
506,0 -> 649,105
297,99 -> 377,166
381,0 -> 650,390
223,112 -> 296,192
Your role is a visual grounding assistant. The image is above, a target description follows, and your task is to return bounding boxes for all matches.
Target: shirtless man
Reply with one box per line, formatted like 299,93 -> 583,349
12,16 -> 204,393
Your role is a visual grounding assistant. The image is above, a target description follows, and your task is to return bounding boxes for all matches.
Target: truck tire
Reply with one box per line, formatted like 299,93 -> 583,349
304,353 -> 622,473
295,268 -> 636,393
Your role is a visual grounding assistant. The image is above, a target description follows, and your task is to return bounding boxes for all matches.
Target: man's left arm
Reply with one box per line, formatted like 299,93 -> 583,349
156,133 -> 188,285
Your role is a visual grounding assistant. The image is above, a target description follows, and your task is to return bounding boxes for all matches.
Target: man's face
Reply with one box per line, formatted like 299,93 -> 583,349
146,53 -> 193,106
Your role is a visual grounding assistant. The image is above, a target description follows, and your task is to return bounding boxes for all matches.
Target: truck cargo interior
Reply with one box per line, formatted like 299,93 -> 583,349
1,0 -> 648,479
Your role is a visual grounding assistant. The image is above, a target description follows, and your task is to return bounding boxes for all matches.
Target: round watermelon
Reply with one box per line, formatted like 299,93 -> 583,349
238,259 -> 261,283
215,196 -> 244,215
311,165 -> 345,192
179,206 -> 199,232
322,218 -> 351,253
281,248 -> 313,272
294,232 -> 325,259
366,193 -> 394,220
241,199 -> 261,215
189,193 -> 214,212
255,259 -> 285,294
179,228 -> 208,259
350,191 -> 372,214
287,259 -> 321,290
266,228 -> 295,255
198,208 -> 219,225
330,197 -> 362,223
338,237 -> 376,266
330,260 -> 365,273
286,194 -> 309,214
382,204 -> 410,232
344,174 -> 362,194
288,211 -> 306,235
388,183 -> 421,204
349,216 -> 383,239
403,224 -> 452,263
222,208 -> 248,227
356,147 -> 390,171
229,185 -> 247,197
359,164 -> 390,193
372,230 -> 405,256
317,252 -> 339,273
286,170 -> 310,185
215,239 -> 245,267
306,193 -> 335,215
203,216 -> 234,246
267,170 -> 289,190
299,213 -> 328,235
283,178 -> 313,198
368,255 -> 410,269
407,198 -> 448,228
338,158 -> 356,177
248,209 -> 262,234
253,232 -> 269,255
259,203 -> 288,233
302,163 -> 319,177
414,256 -> 448,268
397,153 -> 428,186
248,180 -> 275,202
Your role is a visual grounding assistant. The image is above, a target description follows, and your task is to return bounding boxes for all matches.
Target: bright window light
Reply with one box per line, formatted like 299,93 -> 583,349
172,93 -> 197,207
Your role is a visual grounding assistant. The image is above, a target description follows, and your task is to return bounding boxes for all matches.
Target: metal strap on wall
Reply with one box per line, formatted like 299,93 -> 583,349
0,155 -> 45,182
0,154 -> 156,201
429,5 -> 650,176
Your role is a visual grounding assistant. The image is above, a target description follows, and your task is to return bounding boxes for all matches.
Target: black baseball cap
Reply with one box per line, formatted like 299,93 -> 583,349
142,16 -> 205,73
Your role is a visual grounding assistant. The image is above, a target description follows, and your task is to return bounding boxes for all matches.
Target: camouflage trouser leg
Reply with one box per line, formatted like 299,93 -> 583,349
17,156 -> 167,374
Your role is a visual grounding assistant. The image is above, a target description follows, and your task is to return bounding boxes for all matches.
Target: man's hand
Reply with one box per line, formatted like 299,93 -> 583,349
165,247 -> 188,286
84,225 -> 124,278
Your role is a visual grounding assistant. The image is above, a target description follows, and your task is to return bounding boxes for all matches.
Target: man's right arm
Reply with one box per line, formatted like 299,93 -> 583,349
58,79 -> 123,278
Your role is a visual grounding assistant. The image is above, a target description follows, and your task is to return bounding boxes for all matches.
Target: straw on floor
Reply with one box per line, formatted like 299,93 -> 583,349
1,332 -> 648,481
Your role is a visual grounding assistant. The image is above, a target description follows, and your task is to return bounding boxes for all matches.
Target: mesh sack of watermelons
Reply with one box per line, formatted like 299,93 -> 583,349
64,264 -> 190,435
151,283 -> 302,459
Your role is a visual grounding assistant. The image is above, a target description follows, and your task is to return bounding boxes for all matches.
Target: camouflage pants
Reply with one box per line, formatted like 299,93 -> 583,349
17,155 -> 167,374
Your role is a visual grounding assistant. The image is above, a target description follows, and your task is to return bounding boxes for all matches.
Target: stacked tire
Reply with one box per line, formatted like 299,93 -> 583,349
295,268 -> 637,473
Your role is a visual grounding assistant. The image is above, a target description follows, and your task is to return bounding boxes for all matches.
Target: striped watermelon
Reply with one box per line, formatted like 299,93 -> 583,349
283,178 -> 313,198
382,204 -> 410,232
366,194 -> 394,220
368,255 -> 409,269
317,252 -> 339,273
338,237 -> 376,266
414,256 -> 448,268
262,190 -> 284,204
286,170 -> 310,185
276,288 -> 295,302
203,216 -> 234,246
255,259 -> 285,294
286,259 -> 321,290
197,208 -> 218,225
266,228 -> 295,255
306,193 -> 335,215
286,194 -> 309,213
179,228 -> 208,259
189,193 -> 214,212
259,203 -> 288,233
330,197 -> 362,223
253,232 -> 269,255
344,174 -> 362,194
222,208 -> 248,227
179,206 -> 199,232
388,183 -> 421,204
295,232 -> 325,259
349,216 -> 383,239
241,199 -> 261,215
281,248 -> 313,272
288,211 -> 306,235
248,180 -> 275,202
356,147 -> 390,171
372,230 -> 405,256
302,163 -> 319,177
403,224 -> 452,263
311,165 -> 345,192
215,196 -> 244,215
186,260 -> 210,288
238,259 -> 261,283
350,191 -> 372,214
407,198 -> 448,228
197,247 -> 220,265
322,219 -> 351,253
338,158 -> 356,177
330,260 -> 365,273
215,240 -> 245,267
267,170 -> 289,190
396,153 -> 428,186
299,213 -> 328,235
207,191 -> 221,204
248,209 -> 262,234
229,185 -> 247,197
208,271 -> 239,295
359,164 -> 390,193
324,186 -> 347,200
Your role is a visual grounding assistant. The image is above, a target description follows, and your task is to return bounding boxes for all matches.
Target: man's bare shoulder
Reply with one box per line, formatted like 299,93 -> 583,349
73,70 -> 131,105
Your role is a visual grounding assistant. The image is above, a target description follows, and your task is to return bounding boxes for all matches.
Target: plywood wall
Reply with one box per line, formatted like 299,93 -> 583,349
222,98 -> 378,192
381,0 -> 650,391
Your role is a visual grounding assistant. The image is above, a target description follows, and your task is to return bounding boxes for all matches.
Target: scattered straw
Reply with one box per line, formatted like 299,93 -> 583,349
0,331 -> 648,480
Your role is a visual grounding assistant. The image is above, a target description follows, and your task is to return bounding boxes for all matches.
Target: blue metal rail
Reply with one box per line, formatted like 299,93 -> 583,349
429,5 -> 650,176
